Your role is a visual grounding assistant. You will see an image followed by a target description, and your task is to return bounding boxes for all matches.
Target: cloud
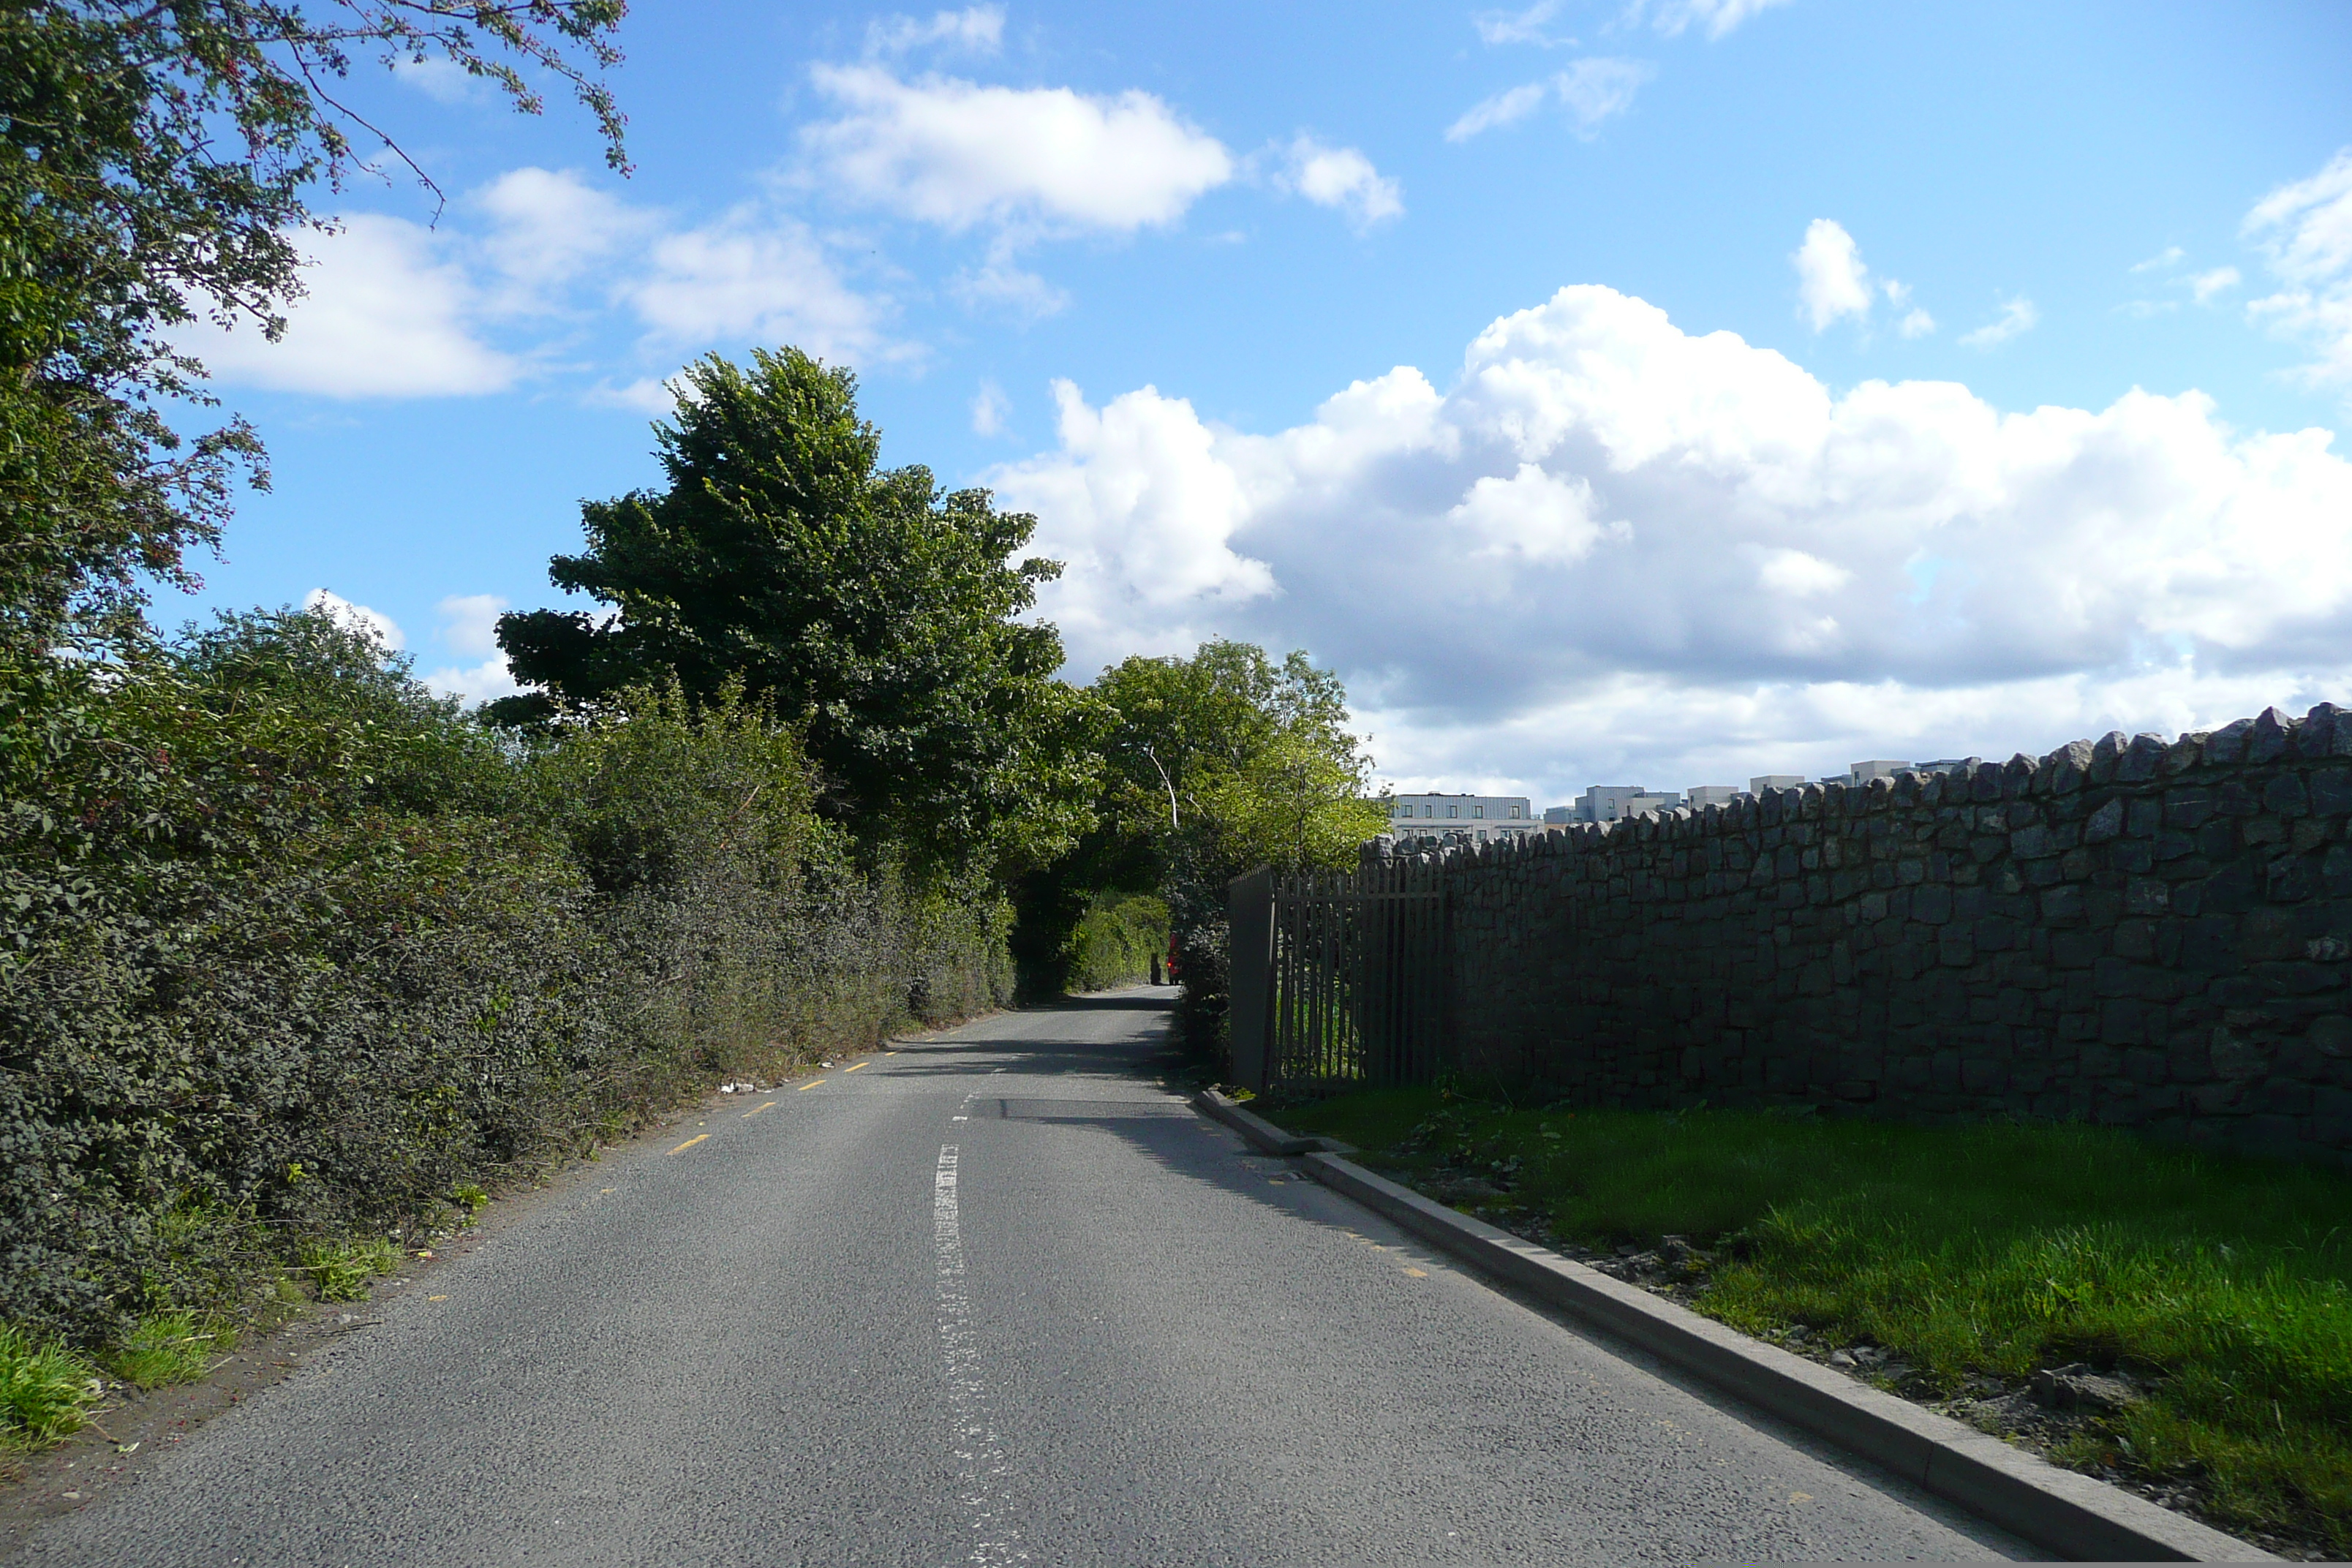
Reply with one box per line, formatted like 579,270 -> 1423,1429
1555,58 -> 1654,135
628,210 -> 889,360
990,378 -> 1276,663
420,594 -> 522,706
182,167 -> 901,399
1791,220 -> 1927,336
802,64 -> 1234,234
1632,0 -> 1793,39
391,56 -> 491,105
1446,83 -> 1552,142
2130,246 -> 2185,274
303,589 -> 404,650
1274,137 -> 1403,229
195,215 -> 519,398
476,166 -> 652,306
1959,295 -> 2038,349
2190,265 -> 2241,304
1447,59 -> 1653,143
1793,219 -> 1871,331
2243,148 -> 2352,392
1472,1 -> 1571,46
865,5 -> 1004,56
949,252 -> 1071,321
971,378 -> 1011,436
994,282 -> 2352,798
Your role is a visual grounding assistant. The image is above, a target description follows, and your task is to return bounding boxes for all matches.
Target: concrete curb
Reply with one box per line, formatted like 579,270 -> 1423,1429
1190,1089 -> 1354,1156
1191,1094 -> 2272,1562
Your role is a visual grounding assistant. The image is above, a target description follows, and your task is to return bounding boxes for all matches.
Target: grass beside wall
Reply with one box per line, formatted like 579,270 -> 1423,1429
1273,1087 -> 2352,1553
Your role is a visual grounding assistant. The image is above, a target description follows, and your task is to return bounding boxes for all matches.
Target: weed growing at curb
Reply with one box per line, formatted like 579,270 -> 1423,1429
0,1327 -> 99,1447
296,1239 -> 402,1303
105,1313 -> 233,1391
1275,1086 -> 2352,1555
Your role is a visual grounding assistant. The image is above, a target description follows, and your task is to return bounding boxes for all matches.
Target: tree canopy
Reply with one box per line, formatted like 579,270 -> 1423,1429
492,348 -> 1096,872
0,1 -> 625,656
1092,638 -> 1387,879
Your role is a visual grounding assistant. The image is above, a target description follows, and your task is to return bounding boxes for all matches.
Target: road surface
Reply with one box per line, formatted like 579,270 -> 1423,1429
16,988 -> 2027,1564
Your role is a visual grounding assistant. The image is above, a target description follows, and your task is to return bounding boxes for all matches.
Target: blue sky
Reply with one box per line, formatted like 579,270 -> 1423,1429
185,0 -> 2352,805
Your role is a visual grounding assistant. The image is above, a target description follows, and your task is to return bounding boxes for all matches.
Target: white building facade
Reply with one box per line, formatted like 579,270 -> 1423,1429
1387,792 -> 1538,843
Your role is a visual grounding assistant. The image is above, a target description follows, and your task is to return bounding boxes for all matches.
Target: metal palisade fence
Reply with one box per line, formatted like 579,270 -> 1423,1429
1226,857 -> 1448,1094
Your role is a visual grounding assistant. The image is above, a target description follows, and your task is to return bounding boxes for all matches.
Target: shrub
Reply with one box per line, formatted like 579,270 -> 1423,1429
0,613 -> 1011,1347
1064,893 -> 1169,992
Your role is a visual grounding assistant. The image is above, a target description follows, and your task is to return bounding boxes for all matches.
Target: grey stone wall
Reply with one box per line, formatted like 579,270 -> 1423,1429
1371,704 -> 2352,1164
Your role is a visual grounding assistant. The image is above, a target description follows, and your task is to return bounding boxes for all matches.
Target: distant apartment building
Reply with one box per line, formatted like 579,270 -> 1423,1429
1572,785 -> 1683,823
1750,774 -> 1806,794
1684,784 -> 1741,809
1387,792 -> 1538,843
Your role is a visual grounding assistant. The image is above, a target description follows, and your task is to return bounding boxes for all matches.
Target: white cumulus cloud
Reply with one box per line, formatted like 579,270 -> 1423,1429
629,211 -> 890,360
303,589 -> 404,650
995,283 -> 2352,799
1793,219 -> 1872,331
1275,137 -> 1403,230
802,64 -> 1234,234
196,215 -> 519,398
1792,219 -> 1927,336
421,594 -> 521,706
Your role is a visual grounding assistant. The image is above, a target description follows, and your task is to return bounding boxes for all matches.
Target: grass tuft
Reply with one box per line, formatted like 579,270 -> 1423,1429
106,1312 -> 232,1390
296,1237 -> 401,1303
0,1325 -> 100,1446
1276,1088 -> 2352,1553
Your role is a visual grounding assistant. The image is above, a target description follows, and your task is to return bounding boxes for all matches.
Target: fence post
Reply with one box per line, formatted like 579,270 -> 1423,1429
1226,867 -> 1275,1093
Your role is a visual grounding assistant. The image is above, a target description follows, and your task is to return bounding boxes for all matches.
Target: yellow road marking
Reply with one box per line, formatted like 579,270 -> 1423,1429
742,1101 -> 777,1117
426,1294 -> 448,1302
1403,1267 -> 1429,1278
844,1062 -> 866,1073
668,1133 -> 711,1154
797,1078 -> 826,1091
886,1049 -> 899,1056
600,1188 -> 614,1194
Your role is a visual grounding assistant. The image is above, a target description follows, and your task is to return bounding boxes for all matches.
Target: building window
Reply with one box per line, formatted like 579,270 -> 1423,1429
1423,804 -> 1433,817
1473,804 -> 1485,818
1447,804 -> 1458,818
1509,804 -> 1521,818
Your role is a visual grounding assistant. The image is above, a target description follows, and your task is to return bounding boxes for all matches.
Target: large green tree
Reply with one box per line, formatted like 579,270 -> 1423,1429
1092,638 -> 1386,878
0,0 -> 625,657
493,348 -> 1096,872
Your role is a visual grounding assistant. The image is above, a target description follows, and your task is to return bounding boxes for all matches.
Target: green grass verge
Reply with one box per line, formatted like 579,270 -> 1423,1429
0,1325 -> 100,1447
1273,1086 -> 2352,1553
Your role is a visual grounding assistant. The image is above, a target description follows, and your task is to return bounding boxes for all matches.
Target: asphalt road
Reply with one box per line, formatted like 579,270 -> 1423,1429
17,989 -> 2030,1564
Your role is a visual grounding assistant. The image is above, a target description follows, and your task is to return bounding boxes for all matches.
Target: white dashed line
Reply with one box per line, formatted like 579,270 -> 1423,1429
935,1145 -> 1025,1564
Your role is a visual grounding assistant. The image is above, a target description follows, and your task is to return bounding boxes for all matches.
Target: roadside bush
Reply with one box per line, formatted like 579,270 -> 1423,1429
0,611 -> 1011,1354
1063,893 -> 1168,992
